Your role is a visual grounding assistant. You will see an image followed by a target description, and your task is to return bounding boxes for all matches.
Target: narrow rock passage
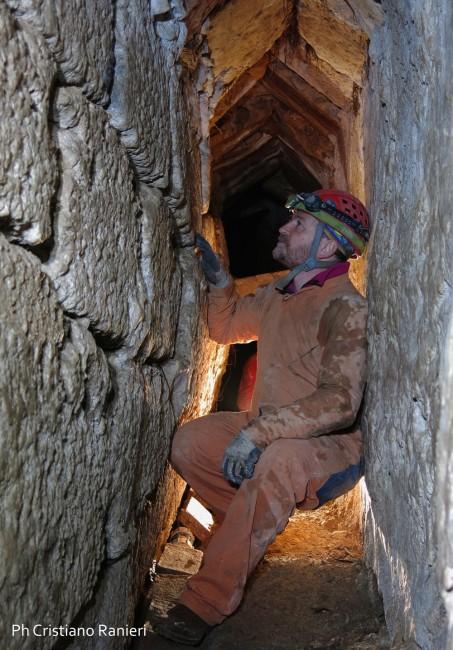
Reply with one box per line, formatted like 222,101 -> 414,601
135,506 -> 389,650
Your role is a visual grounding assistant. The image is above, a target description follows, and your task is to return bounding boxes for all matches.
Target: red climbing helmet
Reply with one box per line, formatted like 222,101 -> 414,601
285,189 -> 370,258
314,190 -> 370,231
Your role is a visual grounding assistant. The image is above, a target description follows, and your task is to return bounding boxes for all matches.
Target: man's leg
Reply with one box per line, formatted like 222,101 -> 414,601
176,429 -> 363,626
155,411 -> 251,644
171,410 -> 251,522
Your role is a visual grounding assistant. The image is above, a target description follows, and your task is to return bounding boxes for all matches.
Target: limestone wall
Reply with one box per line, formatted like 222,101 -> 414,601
0,1 -> 227,647
363,1 -> 453,647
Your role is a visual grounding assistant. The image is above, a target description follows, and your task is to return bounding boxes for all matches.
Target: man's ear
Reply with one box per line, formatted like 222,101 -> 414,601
317,236 -> 338,259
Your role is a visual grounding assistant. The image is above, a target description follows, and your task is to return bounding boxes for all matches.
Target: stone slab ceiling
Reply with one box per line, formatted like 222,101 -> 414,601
184,0 -> 381,203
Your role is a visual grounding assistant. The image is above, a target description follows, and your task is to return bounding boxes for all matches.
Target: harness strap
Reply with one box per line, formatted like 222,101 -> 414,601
275,222 -> 336,292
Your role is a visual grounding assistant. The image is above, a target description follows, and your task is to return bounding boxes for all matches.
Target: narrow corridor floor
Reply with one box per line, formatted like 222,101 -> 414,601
134,509 -> 389,650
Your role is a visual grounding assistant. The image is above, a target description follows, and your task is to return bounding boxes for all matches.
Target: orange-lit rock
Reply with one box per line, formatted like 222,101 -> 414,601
207,0 -> 292,105
297,0 -> 369,84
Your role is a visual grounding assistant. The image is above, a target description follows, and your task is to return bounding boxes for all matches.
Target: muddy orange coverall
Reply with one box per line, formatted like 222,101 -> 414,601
171,266 -> 367,625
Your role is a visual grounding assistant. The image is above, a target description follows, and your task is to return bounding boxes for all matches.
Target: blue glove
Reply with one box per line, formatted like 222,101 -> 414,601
195,234 -> 229,287
222,431 -> 262,485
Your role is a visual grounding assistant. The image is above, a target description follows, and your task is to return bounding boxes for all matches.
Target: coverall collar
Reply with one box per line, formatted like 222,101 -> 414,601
283,261 -> 350,295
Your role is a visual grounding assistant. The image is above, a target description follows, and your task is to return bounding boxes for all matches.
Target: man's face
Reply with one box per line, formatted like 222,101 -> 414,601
272,210 -> 319,268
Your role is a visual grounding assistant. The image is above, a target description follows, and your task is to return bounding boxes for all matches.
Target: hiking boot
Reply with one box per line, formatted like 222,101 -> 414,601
154,603 -> 213,646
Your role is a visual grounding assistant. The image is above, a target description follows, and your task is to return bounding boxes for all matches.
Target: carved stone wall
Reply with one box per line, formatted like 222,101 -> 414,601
0,1 -> 227,648
363,1 -> 453,647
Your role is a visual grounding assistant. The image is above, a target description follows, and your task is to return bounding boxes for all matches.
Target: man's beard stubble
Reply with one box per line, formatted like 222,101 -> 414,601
272,240 -> 311,269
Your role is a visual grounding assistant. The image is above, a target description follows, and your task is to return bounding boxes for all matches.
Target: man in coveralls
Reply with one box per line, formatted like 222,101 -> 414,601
156,189 -> 370,645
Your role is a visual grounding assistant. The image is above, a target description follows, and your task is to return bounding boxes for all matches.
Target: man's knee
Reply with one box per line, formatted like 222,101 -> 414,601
254,439 -> 302,476
171,421 -> 198,473
171,411 -> 248,478
258,438 -> 312,464
170,415 -> 217,472
252,438 -> 321,493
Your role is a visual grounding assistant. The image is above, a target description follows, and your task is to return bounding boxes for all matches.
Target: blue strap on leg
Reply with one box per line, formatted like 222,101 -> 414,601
315,457 -> 365,507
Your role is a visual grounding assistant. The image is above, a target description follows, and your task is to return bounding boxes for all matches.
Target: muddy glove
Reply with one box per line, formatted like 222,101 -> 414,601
195,233 -> 230,287
222,431 -> 262,485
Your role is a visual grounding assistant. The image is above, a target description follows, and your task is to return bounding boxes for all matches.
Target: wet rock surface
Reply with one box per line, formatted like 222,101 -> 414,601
137,184 -> 182,361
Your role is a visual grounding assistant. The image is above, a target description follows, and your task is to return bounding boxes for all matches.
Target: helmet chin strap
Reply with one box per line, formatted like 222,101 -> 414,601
275,222 -> 337,292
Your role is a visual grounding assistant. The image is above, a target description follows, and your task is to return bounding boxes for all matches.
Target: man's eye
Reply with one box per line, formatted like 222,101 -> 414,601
296,219 -> 303,227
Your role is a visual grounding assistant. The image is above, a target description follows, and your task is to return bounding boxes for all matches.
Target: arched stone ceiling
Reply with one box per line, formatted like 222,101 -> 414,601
183,0 -> 383,210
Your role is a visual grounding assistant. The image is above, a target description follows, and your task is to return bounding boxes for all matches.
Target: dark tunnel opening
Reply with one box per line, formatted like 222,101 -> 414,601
222,187 -> 287,279
215,163 -> 320,408
215,163 -> 321,278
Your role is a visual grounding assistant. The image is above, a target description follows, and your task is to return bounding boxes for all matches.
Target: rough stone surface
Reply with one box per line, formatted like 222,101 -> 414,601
152,2 -> 201,235
0,2 -> 57,245
0,233 -> 111,648
184,0 -> 224,39
154,1 -> 186,47
46,87 -> 149,354
162,246 -> 229,424
70,557 -> 135,650
276,39 -> 353,109
103,358 -> 174,561
138,184 -> 182,360
207,0 -> 291,109
6,0 -> 114,106
194,0 -> 377,217
297,0 -> 369,85
109,0 -> 171,187
1,1 -> 227,645
364,1 -> 453,647
157,542 -> 203,575
167,72 -> 195,235
134,465 -> 187,582
438,313 -> 453,645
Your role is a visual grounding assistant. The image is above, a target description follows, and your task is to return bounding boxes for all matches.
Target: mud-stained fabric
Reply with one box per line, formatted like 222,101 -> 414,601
170,271 -> 368,625
208,273 -> 367,448
171,414 -> 363,625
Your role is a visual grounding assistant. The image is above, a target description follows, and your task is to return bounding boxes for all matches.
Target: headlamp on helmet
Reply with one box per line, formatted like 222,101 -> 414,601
285,190 -> 370,258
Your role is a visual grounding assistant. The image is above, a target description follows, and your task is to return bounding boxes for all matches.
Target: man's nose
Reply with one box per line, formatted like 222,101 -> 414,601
279,220 -> 292,234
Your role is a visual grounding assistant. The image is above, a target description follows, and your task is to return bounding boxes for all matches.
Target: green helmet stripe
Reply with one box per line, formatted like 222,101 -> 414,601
311,210 -> 366,254
285,196 -> 366,254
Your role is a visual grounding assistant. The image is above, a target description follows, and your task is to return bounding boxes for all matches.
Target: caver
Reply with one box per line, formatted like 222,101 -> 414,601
156,189 -> 370,646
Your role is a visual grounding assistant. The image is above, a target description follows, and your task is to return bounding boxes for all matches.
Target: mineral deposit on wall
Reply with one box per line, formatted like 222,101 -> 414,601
0,2 -> 56,245
46,87 -> 148,352
0,1 -> 227,647
5,0 -> 115,105
438,313 -> 453,647
109,0 -> 172,187
0,234 -> 111,643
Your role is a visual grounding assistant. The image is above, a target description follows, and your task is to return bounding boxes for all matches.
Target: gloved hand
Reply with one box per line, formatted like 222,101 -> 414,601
222,431 -> 262,485
195,233 -> 230,287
